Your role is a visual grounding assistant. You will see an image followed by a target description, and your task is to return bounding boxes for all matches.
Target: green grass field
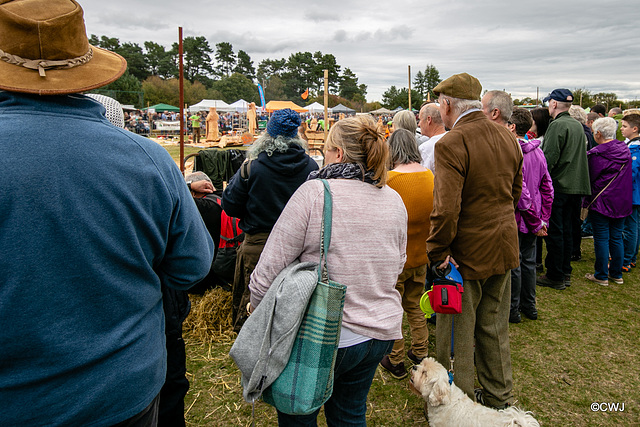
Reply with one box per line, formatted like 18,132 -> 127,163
158,144 -> 640,425
180,239 -> 640,426
156,141 -> 201,171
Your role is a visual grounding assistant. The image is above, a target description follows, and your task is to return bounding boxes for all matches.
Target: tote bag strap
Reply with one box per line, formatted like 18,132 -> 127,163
585,163 -> 625,210
318,179 -> 332,283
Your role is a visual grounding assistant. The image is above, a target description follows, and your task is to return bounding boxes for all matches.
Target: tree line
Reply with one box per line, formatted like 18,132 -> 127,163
513,88 -> 639,110
89,35 -> 368,110
89,35 -> 637,113
380,64 -> 442,111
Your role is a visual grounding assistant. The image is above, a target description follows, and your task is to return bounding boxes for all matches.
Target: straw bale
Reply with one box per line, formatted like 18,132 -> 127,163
184,288 -> 235,343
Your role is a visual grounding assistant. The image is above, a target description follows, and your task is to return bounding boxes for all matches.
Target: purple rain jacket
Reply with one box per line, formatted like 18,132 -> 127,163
584,139 -> 632,218
516,138 -> 554,234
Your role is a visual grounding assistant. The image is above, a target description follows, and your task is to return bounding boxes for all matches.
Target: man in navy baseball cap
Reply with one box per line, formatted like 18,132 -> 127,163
537,88 -> 591,290
543,88 -> 574,103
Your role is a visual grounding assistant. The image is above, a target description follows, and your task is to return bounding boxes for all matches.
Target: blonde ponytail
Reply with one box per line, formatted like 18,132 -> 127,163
326,115 -> 389,187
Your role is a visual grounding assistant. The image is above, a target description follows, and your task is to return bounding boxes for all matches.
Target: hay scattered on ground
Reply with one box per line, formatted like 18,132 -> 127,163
185,288 -> 236,343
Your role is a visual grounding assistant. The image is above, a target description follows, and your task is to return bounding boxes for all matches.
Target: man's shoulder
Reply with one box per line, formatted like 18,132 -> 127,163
550,112 -> 582,129
448,113 -> 510,138
100,127 -> 178,175
429,132 -> 447,143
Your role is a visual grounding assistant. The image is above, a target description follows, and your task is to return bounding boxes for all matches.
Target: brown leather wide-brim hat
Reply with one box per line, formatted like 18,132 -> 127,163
0,0 -> 126,95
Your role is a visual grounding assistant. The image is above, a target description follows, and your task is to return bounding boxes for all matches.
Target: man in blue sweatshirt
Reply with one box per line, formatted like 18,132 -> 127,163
0,1 -> 214,425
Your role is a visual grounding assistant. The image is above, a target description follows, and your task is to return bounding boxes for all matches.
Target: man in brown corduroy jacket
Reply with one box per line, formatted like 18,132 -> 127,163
427,73 -> 523,410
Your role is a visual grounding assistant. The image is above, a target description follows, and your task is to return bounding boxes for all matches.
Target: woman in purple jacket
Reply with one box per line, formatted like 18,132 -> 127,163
509,108 -> 554,323
584,118 -> 632,286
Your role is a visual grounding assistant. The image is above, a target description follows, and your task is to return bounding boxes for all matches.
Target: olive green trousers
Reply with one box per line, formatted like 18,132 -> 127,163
436,272 -> 514,408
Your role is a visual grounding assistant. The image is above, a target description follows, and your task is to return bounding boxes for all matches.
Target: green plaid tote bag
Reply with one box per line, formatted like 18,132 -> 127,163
262,179 -> 347,415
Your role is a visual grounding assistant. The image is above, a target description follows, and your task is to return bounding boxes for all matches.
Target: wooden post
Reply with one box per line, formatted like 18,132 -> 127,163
323,69 -> 328,144
178,27 -> 185,174
536,87 -> 539,106
408,65 -> 411,111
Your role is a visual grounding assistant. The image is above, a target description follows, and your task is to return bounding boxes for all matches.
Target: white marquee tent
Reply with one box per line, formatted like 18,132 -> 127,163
369,107 -> 393,115
304,102 -> 332,114
229,99 -> 250,112
188,99 -> 234,113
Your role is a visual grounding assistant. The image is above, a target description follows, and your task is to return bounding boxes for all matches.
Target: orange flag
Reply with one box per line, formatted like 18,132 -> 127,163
301,88 -> 309,100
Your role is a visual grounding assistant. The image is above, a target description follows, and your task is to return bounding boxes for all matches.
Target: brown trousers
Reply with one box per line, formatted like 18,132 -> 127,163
192,127 -> 200,144
389,264 -> 429,364
436,272 -> 514,408
231,232 -> 269,332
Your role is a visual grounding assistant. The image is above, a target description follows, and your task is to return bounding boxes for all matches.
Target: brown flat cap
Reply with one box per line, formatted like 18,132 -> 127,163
433,73 -> 482,101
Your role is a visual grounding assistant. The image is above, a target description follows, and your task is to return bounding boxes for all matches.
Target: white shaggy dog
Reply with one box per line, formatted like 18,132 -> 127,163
409,357 -> 540,427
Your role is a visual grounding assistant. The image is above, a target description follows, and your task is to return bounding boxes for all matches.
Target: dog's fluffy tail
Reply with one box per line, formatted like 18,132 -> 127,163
501,407 -> 540,427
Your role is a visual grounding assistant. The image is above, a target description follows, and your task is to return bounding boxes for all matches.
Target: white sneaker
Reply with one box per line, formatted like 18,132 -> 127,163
585,273 -> 608,286
608,276 -> 623,285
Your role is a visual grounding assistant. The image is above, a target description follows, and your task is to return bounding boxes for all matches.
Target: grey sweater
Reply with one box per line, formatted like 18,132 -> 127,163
250,179 -> 407,341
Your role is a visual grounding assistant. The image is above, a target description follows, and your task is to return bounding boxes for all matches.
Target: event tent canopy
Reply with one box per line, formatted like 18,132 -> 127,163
331,103 -> 355,113
229,99 -> 250,112
304,102 -> 332,114
369,107 -> 393,115
143,103 -> 179,112
265,100 -> 308,113
188,99 -> 234,112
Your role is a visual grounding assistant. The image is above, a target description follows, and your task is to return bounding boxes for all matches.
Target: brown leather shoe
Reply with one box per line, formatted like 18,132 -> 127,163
380,356 -> 407,379
537,274 -> 566,290
407,349 -> 425,365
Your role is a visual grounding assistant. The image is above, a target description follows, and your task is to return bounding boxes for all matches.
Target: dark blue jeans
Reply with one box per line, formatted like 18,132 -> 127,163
591,211 -> 625,280
511,232 -> 537,313
623,206 -> 640,265
276,339 -> 394,427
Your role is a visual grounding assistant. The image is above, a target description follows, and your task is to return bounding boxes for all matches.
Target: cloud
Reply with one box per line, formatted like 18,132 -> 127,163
333,30 -> 347,43
78,0 -> 640,102
88,11 -> 171,34
303,11 -> 341,23
206,31 -> 298,55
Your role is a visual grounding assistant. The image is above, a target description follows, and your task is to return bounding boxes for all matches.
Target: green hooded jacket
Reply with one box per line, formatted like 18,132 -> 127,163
542,111 -> 591,195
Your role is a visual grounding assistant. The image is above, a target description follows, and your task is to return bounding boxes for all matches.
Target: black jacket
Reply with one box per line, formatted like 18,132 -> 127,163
222,145 -> 318,234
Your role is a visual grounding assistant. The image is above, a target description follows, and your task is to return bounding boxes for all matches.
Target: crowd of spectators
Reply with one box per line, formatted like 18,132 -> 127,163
5,3 -> 640,425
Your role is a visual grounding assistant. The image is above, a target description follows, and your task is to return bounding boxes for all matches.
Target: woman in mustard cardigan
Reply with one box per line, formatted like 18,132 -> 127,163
380,128 -> 434,379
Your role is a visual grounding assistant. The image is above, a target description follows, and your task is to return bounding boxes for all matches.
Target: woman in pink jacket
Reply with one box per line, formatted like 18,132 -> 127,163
509,108 -> 554,323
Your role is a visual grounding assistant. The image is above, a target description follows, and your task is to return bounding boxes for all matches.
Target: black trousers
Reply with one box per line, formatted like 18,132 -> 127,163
544,193 -> 582,280
112,394 -> 160,427
159,286 -> 190,427
159,331 -> 188,427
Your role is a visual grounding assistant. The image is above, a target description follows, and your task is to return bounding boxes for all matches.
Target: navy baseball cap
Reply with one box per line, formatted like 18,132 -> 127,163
543,89 -> 574,103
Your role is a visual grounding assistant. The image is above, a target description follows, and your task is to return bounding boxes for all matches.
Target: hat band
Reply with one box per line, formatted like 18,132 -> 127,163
0,47 -> 94,77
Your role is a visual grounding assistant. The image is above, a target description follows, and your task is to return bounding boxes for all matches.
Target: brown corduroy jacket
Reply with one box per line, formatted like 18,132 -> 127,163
427,111 -> 523,280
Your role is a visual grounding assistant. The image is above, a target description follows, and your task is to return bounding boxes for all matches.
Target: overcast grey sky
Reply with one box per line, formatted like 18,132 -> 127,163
79,0 -> 640,103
